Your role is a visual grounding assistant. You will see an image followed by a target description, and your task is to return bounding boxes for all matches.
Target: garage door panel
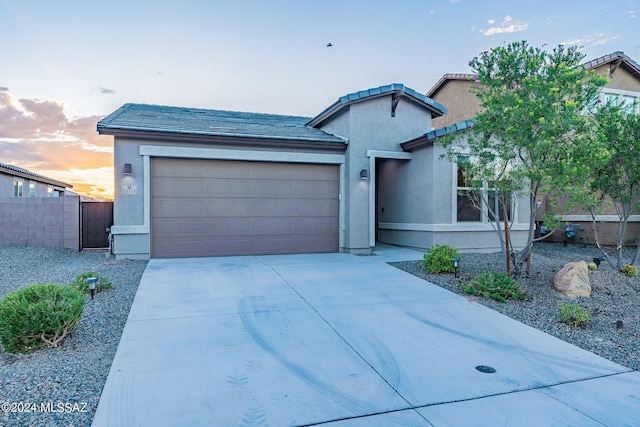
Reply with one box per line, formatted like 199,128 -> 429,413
154,199 -> 207,217
294,218 -> 338,233
151,158 -> 339,258
152,177 -> 207,198
290,181 -> 338,198
293,200 -> 339,216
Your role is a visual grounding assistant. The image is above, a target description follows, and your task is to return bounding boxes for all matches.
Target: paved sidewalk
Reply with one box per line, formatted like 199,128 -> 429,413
92,251 -> 640,426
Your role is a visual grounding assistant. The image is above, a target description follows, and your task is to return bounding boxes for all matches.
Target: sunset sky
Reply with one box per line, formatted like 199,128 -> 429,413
1,0 -> 638,200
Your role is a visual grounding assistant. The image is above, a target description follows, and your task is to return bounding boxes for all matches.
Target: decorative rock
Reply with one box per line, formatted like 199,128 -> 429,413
554,261 -> 591,297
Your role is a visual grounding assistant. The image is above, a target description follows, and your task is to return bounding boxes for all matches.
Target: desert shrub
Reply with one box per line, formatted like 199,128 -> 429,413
0,284 -> 85,353
423,245 -> 460,274
558,302 -> 590,328
621,264 -> 638,277
70,271 -> 112,293
587,262 -> 597,270
460,271 -> 528,303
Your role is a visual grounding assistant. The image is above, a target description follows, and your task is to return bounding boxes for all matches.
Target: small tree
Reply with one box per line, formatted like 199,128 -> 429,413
440,41 -> 607,276
577,100 -> 640,269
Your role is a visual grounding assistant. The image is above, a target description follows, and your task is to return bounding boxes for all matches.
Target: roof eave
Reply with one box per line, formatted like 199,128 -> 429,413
426,73 -> 475,98
401,119 -> 476,152
98,127 -> 347,152
307,89 -> 447,128
582,51 -> 640,80
0,165 -> 72,188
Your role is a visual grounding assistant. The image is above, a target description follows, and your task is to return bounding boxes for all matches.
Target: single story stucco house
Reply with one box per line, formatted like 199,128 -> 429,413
98,83 -> 529,259
1,162 -> 71,197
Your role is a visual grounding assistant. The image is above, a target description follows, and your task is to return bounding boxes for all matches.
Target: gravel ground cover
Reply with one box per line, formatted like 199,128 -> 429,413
1,244 -> 638,426
391,242 -> 640,372
0,247 -> 147,427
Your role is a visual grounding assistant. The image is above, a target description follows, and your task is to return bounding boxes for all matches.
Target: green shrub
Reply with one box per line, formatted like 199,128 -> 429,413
558,302 -> 590,327
70,271 -> 112,293
587,262 -> 597,270
0,284 -> 85,353
621,264 -> 638,277
460,271 -> 528,303
423,245 -> 460,274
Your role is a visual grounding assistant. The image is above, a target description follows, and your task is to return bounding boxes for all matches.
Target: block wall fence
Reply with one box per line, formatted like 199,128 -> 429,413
0,196 -> 80,250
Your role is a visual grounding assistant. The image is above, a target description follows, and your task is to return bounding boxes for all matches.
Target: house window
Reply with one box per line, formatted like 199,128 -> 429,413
456,158 -> 481,222
456,157 -> 512,223
601,91 -> 640,114
47,185 -> 54,197
13,178 -> 23,197
29,181 -> 36,197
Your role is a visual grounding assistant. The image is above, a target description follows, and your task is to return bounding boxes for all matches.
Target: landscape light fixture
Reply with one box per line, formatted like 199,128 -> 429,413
360,169 -> 368,180
86,277 -> 98,300
123,163 -> 132,175
452,257 -> 461,278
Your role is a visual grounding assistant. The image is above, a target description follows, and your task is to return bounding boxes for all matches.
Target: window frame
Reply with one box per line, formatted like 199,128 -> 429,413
455,156 -> 513,224
13,177 -> 24,197
600,89 -> 640,114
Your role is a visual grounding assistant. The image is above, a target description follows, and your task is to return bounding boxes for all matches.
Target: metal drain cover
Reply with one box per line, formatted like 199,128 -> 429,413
476,365 -> 497,373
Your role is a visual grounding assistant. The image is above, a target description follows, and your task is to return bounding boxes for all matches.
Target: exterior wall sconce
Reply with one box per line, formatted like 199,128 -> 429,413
360,169 -> 368,180
123,163 -> 132,175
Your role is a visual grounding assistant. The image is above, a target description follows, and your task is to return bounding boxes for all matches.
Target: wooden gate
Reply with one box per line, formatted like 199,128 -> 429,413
81,202 -> 113,249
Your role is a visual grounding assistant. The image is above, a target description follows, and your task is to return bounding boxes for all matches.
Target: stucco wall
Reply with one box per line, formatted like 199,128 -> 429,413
431,80 -> 478,128
332,96 -> 434,254
377,137 -> 531,253
0,172 -> 64,197
593,64 -> 640,92
0,196 -> 80,249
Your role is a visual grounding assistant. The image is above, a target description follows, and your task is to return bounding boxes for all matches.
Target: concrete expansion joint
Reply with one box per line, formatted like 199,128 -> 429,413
409,370 -> 634,411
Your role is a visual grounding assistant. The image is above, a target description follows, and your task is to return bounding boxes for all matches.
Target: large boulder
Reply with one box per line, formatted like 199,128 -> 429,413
554,261 -> 591,297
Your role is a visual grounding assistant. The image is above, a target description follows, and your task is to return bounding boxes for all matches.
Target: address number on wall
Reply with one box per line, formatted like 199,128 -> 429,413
122,185 -> 137,195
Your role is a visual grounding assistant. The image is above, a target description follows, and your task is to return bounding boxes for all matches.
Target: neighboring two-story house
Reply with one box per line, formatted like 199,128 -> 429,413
424,51 -> 640,246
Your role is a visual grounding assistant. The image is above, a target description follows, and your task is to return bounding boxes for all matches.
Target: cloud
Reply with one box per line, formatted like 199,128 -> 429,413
0,91 -> 113,199
630,10 -> 636,19
563,32 -> 622,47
0,86 -> 8,92
546,14 -> 562,24
35,167 -> 114,200
482,15 -> 528,36
100,86 -> 115,94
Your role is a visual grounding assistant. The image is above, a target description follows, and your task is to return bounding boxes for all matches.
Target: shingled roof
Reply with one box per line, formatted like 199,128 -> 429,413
306,83 -> 447,128
0,162 -> 72,188
97,104 -> 346,145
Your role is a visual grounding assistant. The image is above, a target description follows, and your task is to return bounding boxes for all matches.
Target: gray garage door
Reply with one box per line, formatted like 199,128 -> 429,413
151,158 -> 340,258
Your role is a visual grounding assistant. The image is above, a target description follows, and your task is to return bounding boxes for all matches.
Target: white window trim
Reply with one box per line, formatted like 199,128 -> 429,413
600,88 -> 640,113
13,177 -> 24,197
453,157 -> 515,224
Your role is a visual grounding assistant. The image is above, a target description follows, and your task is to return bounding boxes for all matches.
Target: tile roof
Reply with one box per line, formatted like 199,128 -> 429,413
0,162 -> 72,188
400,119 -> 475,151
98,104 -> 346,144
307,83 -> 447,127
425,73 -> 475,98
582,51 -> 640,79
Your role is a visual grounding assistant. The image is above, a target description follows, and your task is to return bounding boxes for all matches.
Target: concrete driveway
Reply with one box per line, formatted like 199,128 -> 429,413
92,251 -> 640,426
